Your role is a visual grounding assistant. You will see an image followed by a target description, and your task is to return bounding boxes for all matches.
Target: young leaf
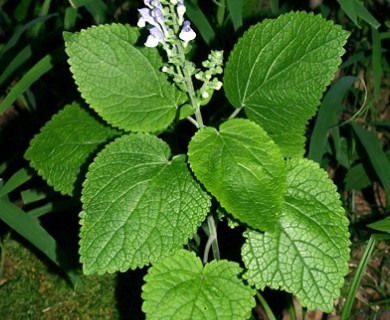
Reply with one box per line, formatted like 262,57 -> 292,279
64,24 -> 179,133
188,118 -> 286,232
25,103 -> 120,196
242,158 -> 350,312
142,250 -> 255,320
80,134 -> 211,274
224,12 -> 349,157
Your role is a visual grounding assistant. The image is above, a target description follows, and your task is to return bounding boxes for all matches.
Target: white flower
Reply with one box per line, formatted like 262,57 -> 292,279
144,27 -> 165,47
179,20 -> 196,42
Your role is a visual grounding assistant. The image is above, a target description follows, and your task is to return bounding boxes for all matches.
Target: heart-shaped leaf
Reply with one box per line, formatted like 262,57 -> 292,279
80,133 -> 211,274
24,103 -> 120,196
64,24 -> 180,132
142,250 -> 255,319
224,12 -> 349,157
188,118 -> 286,232
242,158 -> 350,312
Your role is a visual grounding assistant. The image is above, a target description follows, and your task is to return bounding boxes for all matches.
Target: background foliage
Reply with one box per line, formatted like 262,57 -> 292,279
1,0 -> 389,319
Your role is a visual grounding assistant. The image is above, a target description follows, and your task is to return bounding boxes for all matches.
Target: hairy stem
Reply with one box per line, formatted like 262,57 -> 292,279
203,214 -> 220,263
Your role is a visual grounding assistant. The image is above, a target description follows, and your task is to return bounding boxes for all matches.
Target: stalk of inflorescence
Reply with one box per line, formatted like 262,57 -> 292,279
137,0 -> 223,260
137,0 -> 223,129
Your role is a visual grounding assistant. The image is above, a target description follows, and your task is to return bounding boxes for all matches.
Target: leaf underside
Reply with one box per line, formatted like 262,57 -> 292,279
242,158 -> 350,312
224,11 -> 349,157
64,23 -> 179,133
188,118 -> 286,232
80,133 -> 211,274
24,102 -> 120,196
142,250 -> 255,320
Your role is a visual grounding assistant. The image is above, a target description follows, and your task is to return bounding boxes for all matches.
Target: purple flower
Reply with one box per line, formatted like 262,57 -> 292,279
151,8 -> 166,29
137,8 -> 157,28
144,26 -> 165,47
179,20 -> 196,42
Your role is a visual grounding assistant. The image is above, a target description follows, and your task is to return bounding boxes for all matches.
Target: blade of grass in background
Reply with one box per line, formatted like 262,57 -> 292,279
270,0 -> 279,14
0,167 -> 33,198
64,7 -> 78,30
337,0 -> 357,26
68,0 -> 107,24
308,76 -> 357,163
352,124 -> 390,202
215,0 -> 226,27
354,0 -> 380,29
185,0 -> 215,46
0,13 -> 57,58
28,199 -> 78,218
0,47 -> 65,115
0,45 -> 33,88
337,0 -> 380,29
367,217 -> 390,233
371,28 -> 381,102
0,198 -> 83,288
30,0 -> 52,37
340,234 -> 390,320
256,291 -> 276,320
227,0 -> 242,32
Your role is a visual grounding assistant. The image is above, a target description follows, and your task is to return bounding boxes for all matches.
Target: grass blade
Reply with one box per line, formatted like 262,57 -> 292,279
0,167 -> 33,197
64,7 -> 78,30
340,234 -> 390,320
227,0 -> 242,32
352,124 -> 390,202
0,198 -> 82,288
354,0 -> 380,29
256,291 -> 276,320
371,28 -> 381,102
308,76 -> 357,163
185,0 -> 216,45
337,0 -> 380,29
337,0 -> 358,27
0,45 -> 33,88
270,0 -> 279,14
0,13 -> 57,58
0,47 -> 65,115
367,216 -> 390,233
68,0 -> 107,24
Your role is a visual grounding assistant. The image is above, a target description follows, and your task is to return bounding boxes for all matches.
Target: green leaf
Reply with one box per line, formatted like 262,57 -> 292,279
188,118 -> 286,232
80,134 -> 211,274
367,217 -> 390,233
64,24 -> 178,133
25,102 -> 120,196
242,158 -> 350,312
142,250 -> 255,320
224,12 -> 349,157
0,198 -> 82,288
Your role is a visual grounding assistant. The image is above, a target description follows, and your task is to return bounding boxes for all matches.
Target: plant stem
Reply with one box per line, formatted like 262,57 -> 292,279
175,43 -> 204,128
228,106 -> 242,119
203,214 -> 220,263
256,291 -> 276,320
